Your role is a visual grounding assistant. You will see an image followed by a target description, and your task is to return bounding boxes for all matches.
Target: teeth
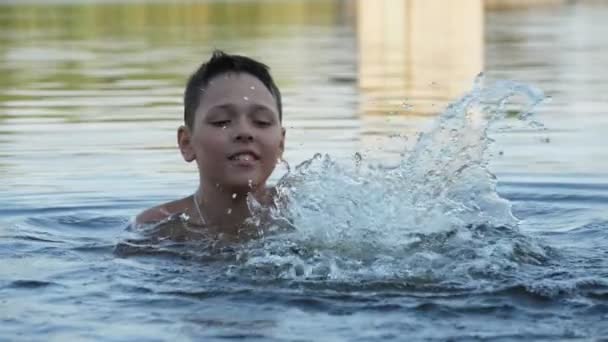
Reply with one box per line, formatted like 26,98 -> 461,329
231,153 -> 255,161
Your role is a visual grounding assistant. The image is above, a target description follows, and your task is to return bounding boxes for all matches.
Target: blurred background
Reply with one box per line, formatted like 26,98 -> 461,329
1,0 -> 607,213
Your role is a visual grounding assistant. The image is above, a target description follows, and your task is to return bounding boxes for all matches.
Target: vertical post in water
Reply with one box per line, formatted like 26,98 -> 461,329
356,0 -> 484,116
356,0 -> 484,160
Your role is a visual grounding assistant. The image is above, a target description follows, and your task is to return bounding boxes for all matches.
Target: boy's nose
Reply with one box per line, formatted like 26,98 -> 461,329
235,132 -> 254,142
233,120 -> 254,142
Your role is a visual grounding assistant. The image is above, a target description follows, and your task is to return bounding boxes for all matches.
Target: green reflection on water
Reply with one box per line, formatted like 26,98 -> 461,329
0,0 -> 345,175
0,0 -> 343,102
0,3 -> 342,113
0,0 -> 340,90
0,1 -> 339,40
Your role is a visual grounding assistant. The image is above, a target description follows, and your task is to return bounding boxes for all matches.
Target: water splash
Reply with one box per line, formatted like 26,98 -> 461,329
237,77 -> 550,286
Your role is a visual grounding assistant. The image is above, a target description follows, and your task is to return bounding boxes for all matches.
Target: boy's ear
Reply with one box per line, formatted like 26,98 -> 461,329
178,126 -> 196,162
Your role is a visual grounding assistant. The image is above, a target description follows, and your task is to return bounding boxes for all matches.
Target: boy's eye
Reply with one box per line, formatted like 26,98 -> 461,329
255,120 -> 272,126
211,120 -> 230,127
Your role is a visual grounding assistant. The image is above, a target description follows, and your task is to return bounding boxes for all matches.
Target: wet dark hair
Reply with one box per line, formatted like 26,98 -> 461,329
183,50 -> 282,129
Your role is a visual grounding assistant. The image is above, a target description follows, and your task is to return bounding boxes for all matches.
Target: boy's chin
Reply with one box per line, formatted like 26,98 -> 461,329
221,178 -> 263,194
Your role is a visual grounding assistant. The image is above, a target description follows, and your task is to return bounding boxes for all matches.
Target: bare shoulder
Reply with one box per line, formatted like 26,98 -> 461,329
135,196 -> 192,226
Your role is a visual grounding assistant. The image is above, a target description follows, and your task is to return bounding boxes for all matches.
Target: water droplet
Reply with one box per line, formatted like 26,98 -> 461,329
529,120 -> 545,129
232,193 -> 237,199
243,96 -> 249,101
199,87 -> 205,92
401,101 -> 413,110
227,208 -> 232,215
248,179 -> 253,188
276,158 -> 291,173
353,152 -> 362,166
250,86 -> 255,90
222,126 -> 227,130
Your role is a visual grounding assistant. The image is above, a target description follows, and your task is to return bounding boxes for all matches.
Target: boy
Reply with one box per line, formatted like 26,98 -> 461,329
135,50 -> 286,237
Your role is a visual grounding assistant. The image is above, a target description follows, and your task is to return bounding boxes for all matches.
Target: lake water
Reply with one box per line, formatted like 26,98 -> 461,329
1,1 -> 608,340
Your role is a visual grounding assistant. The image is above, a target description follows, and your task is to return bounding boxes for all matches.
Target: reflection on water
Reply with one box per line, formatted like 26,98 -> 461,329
357,0 -> 483,115
0,1 -> 605,213
485,0 -> 563,10
0,0 -> 357,207
2,0 -> 604,198
356,0 -> 484,159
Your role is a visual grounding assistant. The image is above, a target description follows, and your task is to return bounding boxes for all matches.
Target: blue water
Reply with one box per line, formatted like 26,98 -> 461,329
2,1 -> 608,341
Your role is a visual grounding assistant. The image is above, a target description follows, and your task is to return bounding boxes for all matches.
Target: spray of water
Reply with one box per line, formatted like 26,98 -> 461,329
236,76 -> 550,286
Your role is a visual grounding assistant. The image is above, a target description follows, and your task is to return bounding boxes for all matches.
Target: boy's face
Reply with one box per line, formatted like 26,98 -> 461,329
179,72 -> 285,193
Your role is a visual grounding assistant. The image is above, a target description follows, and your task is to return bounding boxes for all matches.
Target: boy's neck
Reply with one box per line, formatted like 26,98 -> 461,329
195,183 -> 268,233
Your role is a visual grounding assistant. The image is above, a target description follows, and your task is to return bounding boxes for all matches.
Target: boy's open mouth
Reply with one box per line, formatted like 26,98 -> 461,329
228,151 -> 260,161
